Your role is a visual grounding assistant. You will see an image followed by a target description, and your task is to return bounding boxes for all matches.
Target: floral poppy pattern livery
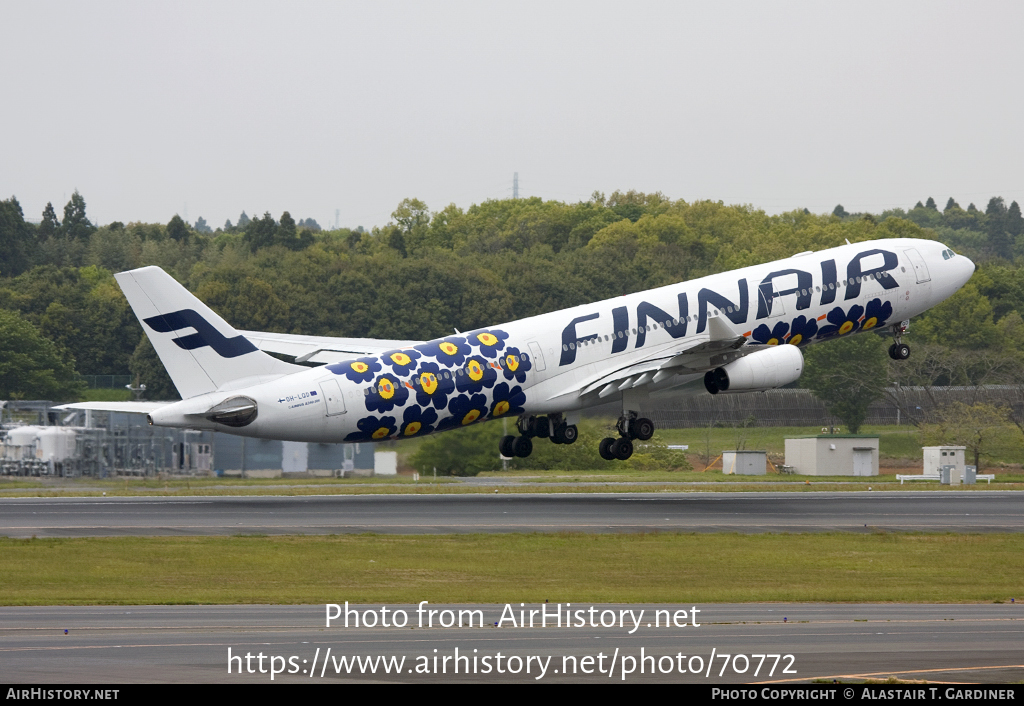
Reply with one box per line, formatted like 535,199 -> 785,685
326,356 -> 382,384
468,329 -> 509,359
413,360 -> 455,410
751,321 -> 789,346
455,355 -> 498,394
345,415 -> 397,442
500,346 -> 532,383
415,336 -> 472,368
786,315 -> 819,346
817,304 -> 865,339
336,328 -> 522,441
365,373 -> 409,413
861,298 -> 893,331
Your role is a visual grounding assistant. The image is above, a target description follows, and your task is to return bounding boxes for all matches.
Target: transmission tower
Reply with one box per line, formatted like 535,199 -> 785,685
513,172 -> 519,199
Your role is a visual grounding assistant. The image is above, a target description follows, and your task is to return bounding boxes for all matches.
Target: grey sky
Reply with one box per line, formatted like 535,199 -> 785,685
4,1 -> 1022,230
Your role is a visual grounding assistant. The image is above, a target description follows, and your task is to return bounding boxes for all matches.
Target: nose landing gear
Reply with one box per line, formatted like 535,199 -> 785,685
888,320 -> 911,360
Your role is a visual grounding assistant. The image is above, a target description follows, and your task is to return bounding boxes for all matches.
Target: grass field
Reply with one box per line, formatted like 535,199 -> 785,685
2,533 -> 1021,605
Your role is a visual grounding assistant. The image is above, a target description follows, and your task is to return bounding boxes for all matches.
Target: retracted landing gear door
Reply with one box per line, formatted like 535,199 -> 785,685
319,379 -> 347,416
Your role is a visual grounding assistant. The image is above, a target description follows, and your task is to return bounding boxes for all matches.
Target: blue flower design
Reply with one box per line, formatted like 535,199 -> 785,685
861,298 -> 893,332
399,405 -> 438,438
326,356 -> 381,384
500,346 -> 532,383
751,321 -> 789,346
437,394 -> 489,432
786,315 -> 819,346
468,329 -> 509,359
817,304 -> 864,339
364,373 -> 409,413
345,415 -> 397,442
415,336 -> 472,368
380,348 -> 422,377
413,360 -> 455,410
489,383 -> 526,419
455,355 -> 497,394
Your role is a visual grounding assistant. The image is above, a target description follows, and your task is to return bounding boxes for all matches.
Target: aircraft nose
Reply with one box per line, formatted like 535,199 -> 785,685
960,254 -> 976,285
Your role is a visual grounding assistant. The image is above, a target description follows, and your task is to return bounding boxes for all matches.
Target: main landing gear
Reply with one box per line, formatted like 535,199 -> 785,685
499,414 -> 578,458
599,413 -> 654,462
888,320 -> 911,361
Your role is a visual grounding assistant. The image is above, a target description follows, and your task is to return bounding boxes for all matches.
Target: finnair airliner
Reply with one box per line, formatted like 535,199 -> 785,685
63,238 -> 974,461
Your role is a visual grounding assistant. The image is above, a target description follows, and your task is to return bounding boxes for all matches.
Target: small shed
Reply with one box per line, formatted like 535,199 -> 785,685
784,435 -> 879,476
922,446 -> 966,476
722,450 -> 767,475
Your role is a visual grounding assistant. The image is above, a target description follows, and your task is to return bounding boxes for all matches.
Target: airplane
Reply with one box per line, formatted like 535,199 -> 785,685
61,237 -> 974,462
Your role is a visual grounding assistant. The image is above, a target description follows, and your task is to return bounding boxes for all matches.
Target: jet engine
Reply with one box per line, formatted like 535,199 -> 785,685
704,344 -> 804,395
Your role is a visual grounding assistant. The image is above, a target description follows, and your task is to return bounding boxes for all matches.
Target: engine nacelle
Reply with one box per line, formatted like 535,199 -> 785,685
704,344 -> 804,395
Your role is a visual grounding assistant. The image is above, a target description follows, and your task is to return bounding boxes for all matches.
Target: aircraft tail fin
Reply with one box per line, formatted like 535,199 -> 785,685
115,266 -> 303,399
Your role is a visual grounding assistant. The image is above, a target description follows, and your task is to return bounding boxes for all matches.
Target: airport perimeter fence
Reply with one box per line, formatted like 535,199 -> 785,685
82,375 -> 133,389
644,386 -> 1024,429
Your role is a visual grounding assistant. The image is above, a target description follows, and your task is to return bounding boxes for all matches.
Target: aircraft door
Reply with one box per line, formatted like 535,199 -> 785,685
904,248 -> 931,283
319,379 -> 347,416
527,341 -> 546,371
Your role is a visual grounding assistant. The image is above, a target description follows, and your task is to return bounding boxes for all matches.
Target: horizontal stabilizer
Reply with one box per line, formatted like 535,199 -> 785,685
53,401 -> 171,414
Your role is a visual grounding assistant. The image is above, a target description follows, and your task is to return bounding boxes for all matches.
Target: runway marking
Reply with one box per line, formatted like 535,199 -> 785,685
757,663 -> 1024,683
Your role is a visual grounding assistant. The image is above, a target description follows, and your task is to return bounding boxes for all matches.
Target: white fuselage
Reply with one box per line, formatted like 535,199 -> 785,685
149,237 -> 974,443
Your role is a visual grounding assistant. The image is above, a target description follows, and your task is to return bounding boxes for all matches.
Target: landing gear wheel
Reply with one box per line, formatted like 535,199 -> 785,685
633,418 -> 655,441
612,437 -> 634,461
512,435 -> 533,458
560,424 -> 578,444
499,435 -> 516,458
531,416 -> 550,438
599,437 -> 616,461
895,343 -> 911,360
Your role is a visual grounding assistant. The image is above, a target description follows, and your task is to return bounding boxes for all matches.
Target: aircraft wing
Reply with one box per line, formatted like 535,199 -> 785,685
565,317 -> 751,401
238,330 -> 424,364
53,401 -> 171,414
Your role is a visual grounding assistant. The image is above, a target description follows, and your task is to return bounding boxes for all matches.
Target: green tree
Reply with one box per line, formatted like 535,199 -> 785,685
801,334 -> 888,433
921,402 -> 1019,469
944,197 -> 960,212
38,202 -> 60,239
0,309 -> 84,400
243,212 -> 277,252
832,204 -> 849,218
0,196 -> 32,276
410,423 -> 503,476
985,196 -> 1011,257
61,190 -> 95,240
166,214 -> 190,242
925,197 -> 937,210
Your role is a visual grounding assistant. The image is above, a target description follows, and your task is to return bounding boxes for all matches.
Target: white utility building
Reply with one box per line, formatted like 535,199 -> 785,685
784,435 -> 879,476
722,450 -> 767,475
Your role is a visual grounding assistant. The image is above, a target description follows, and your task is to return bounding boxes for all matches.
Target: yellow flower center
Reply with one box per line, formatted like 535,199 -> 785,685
404,422 -> 421,436
440,342 -> 458,355
766,338 -> 779,346
467,361 -> 483,381
788,334 -> 803,346
462,409 -> 481,425
862,317 -> 878,330
372,427 -> 390,440
839,321 -> 854,335
493,400 -> 510,417
351,362 -> 369,373
391,352 -> 412,366
420,373 -> 438,395
477,333 -> 498,346
506,355 -> 518,372
379,379 -> 395,399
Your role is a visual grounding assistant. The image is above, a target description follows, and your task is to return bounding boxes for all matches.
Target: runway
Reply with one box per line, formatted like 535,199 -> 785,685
1,491 -> 1023,537
2,603 -> 1021,683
